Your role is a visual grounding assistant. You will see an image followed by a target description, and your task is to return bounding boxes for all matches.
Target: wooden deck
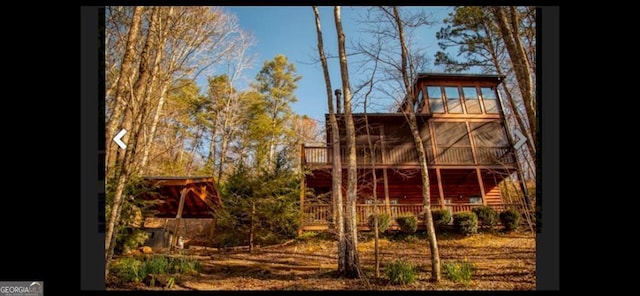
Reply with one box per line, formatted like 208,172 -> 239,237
303,145 -> 515,167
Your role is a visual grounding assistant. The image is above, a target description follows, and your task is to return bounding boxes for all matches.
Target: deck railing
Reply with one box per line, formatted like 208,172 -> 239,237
301,203 -> 524,226
435,146 -> 474,164
304,145 -> 513,166
475,147 -> 515,164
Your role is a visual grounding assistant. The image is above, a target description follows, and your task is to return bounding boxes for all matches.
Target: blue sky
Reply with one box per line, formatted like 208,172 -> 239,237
220,6 -> 453,123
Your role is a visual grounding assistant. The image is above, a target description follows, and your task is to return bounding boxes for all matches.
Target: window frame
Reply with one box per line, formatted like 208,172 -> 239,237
426,85 -> 446,114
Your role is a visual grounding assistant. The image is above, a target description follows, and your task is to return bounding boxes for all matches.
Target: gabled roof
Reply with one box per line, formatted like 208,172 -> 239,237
140,176 -> 222,218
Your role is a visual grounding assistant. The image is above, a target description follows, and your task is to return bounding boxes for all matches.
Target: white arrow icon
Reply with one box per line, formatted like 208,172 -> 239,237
513,129 -> 527,150
114,129 -> 127,150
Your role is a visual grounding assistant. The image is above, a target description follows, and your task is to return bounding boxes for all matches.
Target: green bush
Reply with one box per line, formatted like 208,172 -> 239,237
214,164 -> 301,248
368,213 -> 391,234
109,255 -> 202,284
453,212 -> 478,235
431,209 -> 452,229
385,259 -> 417,285
110,257 -> 147,284
443,259 -> 474,283
297,231 -> 334,242
472,206 -> 499,229
169,257 -> 201,275
144,255 -> 170,275
396,214 -> 418,234
500,208 -> 521,232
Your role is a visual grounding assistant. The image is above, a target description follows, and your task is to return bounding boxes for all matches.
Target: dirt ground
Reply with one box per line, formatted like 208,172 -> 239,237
108,231 -> 536,291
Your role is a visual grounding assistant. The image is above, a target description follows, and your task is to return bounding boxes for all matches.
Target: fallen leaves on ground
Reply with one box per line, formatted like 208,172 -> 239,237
107,231 -> 535,291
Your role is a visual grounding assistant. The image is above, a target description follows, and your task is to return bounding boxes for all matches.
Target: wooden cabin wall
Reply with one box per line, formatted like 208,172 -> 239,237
306,168 -> 507,206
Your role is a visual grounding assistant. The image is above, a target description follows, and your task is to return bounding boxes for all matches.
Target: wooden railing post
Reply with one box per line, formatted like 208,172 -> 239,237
171,188 -> 187,252
298,144 -> 306,236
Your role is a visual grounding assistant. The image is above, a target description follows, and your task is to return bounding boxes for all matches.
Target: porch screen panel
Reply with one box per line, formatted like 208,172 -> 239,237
420,123 -> 434,163
433,122 -> 473,164
470,121 -> 513,164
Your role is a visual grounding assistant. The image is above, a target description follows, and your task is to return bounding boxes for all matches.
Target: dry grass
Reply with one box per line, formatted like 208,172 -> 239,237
107,231 -> 535,291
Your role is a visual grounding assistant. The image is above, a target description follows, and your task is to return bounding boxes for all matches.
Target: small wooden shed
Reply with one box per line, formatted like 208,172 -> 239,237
140,176 -> 223,250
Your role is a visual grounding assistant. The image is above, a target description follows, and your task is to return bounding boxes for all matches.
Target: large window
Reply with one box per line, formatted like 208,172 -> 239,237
427,86 -> 444,113
444,86 -> 463,113
427,84 -> 501,115
462,87 -> 482,114
481,87 -> 499,113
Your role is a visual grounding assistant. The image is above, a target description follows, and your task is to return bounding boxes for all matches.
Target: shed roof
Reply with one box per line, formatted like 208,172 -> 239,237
140,176 -> 222,218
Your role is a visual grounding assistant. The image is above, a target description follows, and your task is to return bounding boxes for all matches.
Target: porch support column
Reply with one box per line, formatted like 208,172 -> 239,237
298,143 -> 306,236
383,169 -> 391,215
171,188 -> 187,252
436,168 -> 445,208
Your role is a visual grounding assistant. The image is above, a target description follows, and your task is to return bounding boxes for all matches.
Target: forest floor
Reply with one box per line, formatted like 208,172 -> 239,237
107,230 -> 535,291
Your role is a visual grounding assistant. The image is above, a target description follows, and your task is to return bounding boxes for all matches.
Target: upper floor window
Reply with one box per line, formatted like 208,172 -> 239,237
444,86 -> 463,113
427,86 -> 445,113
462,87 -> 482,114
480,87 -> 499,114
425,84 -> 501,115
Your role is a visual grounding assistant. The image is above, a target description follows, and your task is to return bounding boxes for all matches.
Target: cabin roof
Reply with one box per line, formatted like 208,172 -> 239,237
414,72 -> 505,84
140,176 -> 222,218
323,113 -> 432,129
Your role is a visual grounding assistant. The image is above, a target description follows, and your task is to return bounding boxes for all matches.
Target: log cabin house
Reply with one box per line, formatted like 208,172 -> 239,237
300,73 -> 530,231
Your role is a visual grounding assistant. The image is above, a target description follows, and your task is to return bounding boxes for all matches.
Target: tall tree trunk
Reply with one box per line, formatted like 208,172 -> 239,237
481,23 -> 536,161
312,6 -> 346,274
106,6 -> 143,173
139,83 -> 168,172
392,6 -> 440,282
217,85 -> 236,182
491,6 -> 536,148
363,83 -> 380,278
115,6 -> 159,169
105,6 -> 144,270
335,6 -> 361,279
106,7 -> 164,276
138,7 -> 174,172
217,130 -> 230,181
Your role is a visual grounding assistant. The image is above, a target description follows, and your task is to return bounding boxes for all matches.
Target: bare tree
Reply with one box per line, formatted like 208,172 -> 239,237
312,6 -> 347,276
491,6 -> 536,147
389,6 -> 440,281
353,6 -> 441,282
335,6 -> 361,279
362,56 -> 381,278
